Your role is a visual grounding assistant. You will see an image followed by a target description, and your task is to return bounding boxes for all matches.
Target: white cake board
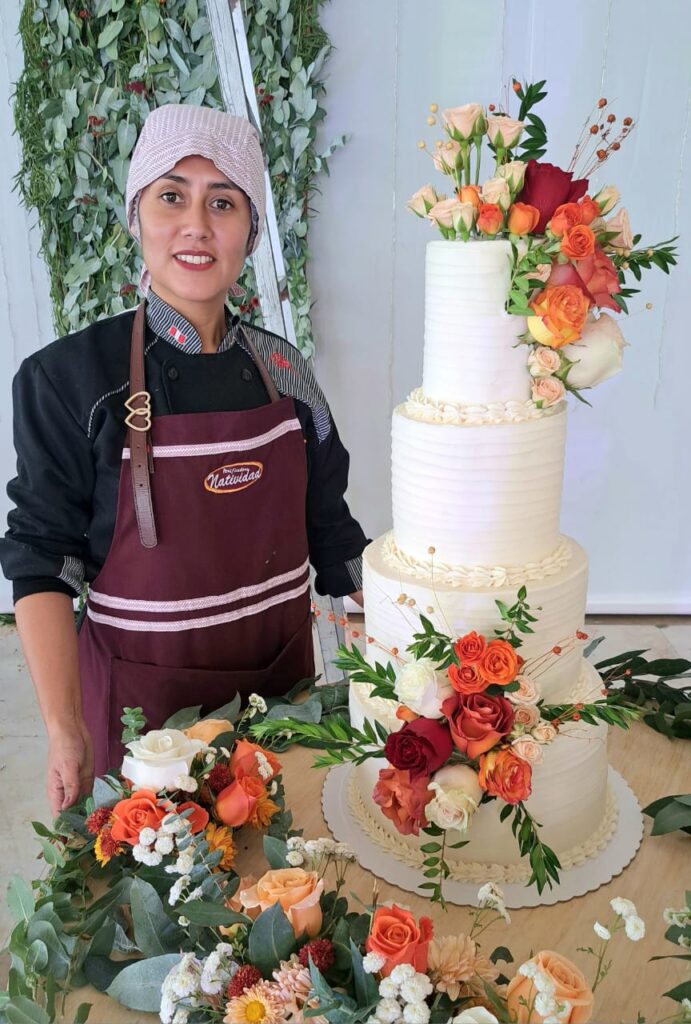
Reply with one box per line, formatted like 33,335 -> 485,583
322,764 -> 644,909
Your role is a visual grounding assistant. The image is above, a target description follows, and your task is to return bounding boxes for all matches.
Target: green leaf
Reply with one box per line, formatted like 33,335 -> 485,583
206,694 -> 241,722
176,901 -> 250,927
664,978 -> 691,1001
117,120 -> 137,159
7,877 -> 34,926
248,903 -> 297,977
130,878 -> 186,957
489,945 -> 514,963
25,921 -> 71,980
350,938 -> 379,1007
5,997 -> 51,1024
648,798 -> 691,836
106,953 -> 181,1011
25,939 -> 48,972
266,695 -> 322,723
263,835 -> 289,869
72,1004 -> 92,1024
161,705 -> 202,729
96,19 -> 123,48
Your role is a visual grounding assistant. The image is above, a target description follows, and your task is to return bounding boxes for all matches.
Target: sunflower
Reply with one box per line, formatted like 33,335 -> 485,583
205,822 -> 236,871
224,981 -> 285,1023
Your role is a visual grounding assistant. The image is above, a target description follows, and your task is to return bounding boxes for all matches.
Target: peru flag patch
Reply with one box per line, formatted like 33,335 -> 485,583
168,325 -> 187,345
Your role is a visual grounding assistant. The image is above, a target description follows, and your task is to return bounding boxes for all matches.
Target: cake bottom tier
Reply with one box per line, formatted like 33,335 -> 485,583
348,662 -> 613,884
363,532 -> 589,704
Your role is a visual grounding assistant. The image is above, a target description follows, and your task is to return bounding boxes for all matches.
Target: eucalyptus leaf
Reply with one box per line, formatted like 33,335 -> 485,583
4,997 -> 51,1024
106,954 -> 181,1011
248,903 -> 297,976
96,19 -> 124,49
130,878 -> 186,957
7,877 -> 34,926
162,705 -> 202,729
263,835 -> 289,869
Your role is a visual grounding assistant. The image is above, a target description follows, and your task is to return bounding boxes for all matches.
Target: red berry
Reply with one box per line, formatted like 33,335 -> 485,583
299,938 -> 335,973
552,646 -> 562,655
226,965 -> 262,998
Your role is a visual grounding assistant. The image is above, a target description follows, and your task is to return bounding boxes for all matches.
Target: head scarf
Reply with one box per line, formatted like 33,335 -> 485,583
125,104 -> 266,296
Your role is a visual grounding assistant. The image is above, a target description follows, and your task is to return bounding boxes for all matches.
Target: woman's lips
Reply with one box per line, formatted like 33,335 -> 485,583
173,255 -> 216,271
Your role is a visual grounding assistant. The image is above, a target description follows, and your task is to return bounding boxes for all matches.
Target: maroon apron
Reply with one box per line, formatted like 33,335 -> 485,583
78,309 -> 314,775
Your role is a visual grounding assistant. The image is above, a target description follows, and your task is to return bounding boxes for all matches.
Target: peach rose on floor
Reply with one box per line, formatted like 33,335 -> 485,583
527,285 -> 590,347
184,718 -> 233,744
506,950 -> 594,1022
366,904 -> 434,977
507,202 -> 540,235
477,639 -> 520,686
176,800 -> 210,834
487,115 -> 524,148
532,377 -> 566,407
479,748 -> 532,803
239,868 -> 324,939
230,739 -> 281,781
110,790 -> 168,845
476,203 -> 504,236
215,776 -> 264,828
561,224 -> 596,260
548,202 -> 583,238
373,767 -> 432,836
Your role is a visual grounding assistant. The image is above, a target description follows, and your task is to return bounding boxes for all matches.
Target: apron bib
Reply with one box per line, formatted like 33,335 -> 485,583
78,306 -> 313,774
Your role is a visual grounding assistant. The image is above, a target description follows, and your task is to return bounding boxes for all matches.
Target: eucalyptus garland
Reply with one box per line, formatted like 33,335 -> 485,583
13,0 -> 345,356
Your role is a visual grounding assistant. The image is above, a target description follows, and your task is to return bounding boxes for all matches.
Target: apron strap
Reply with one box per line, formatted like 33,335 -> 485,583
237,325 -> 281,404
127,302 -> 158,549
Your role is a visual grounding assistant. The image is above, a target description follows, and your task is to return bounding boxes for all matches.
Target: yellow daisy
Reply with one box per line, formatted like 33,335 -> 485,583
224,982 -> 285,1023
205,822 -> 236,871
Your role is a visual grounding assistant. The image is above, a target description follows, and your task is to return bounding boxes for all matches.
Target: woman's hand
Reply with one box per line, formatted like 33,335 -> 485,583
47,720 -> 94,817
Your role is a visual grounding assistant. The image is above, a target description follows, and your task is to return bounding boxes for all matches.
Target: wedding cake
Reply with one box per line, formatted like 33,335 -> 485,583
347,240 -> 614,883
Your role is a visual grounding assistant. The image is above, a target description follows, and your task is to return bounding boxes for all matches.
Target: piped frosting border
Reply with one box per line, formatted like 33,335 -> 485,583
402,387 -> 563,426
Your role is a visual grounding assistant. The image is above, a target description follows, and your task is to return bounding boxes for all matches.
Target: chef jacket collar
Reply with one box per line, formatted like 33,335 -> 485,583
145,289 -> 239,355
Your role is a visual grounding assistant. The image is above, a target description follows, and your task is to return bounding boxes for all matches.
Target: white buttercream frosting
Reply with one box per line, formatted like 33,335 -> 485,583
404,387 -> 556,425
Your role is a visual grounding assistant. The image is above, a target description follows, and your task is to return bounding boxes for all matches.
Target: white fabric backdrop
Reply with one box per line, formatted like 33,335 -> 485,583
0,0 -> 689,612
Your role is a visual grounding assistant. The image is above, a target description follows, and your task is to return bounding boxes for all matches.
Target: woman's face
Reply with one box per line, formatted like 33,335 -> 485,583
137,154 -> 253,307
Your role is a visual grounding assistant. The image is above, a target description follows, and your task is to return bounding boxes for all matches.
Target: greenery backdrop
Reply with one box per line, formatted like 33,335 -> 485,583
14,0 -> 346,357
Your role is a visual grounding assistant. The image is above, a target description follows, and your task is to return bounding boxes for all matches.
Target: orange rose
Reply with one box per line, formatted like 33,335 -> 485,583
506,950 -> 594,1022
527,285 -> 590,347
176,801 -> 209,834
479,748 -> 532,804
477,639 -> 519,686
183,718 -> 233,744
548,202 -> 583,237
366,905 -> 434,977
215,776 -> 264,828
561,224 -> 596,260
110,790 -> 167,845
458,184 -> 482,210
578,195 -> 601,225
448,663 -> 489,696
230,739 -> 281,782
476,203 -> 504,236
239,868 -> 324,938
453,631 -> 486,665
507,202 -> 540,235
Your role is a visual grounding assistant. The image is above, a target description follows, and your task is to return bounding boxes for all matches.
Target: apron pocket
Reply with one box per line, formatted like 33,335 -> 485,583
106,612 -> 314,769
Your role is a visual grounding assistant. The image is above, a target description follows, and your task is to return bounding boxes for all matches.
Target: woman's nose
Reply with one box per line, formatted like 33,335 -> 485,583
181,200 -> 211,237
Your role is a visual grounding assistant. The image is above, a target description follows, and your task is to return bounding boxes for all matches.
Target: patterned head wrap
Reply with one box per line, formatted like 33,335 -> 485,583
125,104 -> 266,296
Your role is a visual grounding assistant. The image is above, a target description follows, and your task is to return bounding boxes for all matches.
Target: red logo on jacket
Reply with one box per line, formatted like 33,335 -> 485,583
204,462 -> 263,494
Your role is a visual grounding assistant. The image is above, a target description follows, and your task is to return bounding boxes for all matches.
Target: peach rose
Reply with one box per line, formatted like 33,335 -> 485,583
532,722 -> 558,744
532,376 -> 566,407
513,704 -> 541,729
548,202 -> 583,238
561,224 -> 596,260
506,950 -> 594,1022
458,184 -> 482,210
230,739 -> 281,781
487,115 -> 524,148
525,261 -> 553,284
427,196 -> 462,229
433,140 -> 462,175
406,184 -> 442,217
578,196 -> 601,225
593,184 -> 619,214
481,176 -> 512,212
448,663 -> 489,696
507,202 -> 540,235
454,631 -> 487,665
603,207 -> 633,254
110,790 -> 168,846
443,103 -> 486,141
528,345 -> 561,377
366,904 -> 434,977
215,776 -> 264,828
175,801 -> 209,834
478,748 -> 532,804
527,285 -> 590,347
373,767 -> 432,837
476,203 -> 504,236
497,159 -> 527,193
507,674 -> 541,705
511,736 -> 544,765
477,639 -> 519,686
239,868 -> 324,938
184,719 -> 233,744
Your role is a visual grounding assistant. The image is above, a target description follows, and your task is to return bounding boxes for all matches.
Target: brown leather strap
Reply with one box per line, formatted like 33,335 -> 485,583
127,302 -> 158,548
238,325 -> 281,403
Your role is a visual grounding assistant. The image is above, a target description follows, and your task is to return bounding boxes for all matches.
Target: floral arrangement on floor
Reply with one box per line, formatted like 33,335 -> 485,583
406,79 -> 677,405
1,695 -> 294,1023
252,590 -> 640,902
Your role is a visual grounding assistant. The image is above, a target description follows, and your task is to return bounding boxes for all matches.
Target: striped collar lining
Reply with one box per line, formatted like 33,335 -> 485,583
146,289 -> 239,354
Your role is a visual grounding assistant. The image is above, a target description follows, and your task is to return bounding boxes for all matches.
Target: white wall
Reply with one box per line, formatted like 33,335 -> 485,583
309,0 -> 691,613
0,0 -> 689,612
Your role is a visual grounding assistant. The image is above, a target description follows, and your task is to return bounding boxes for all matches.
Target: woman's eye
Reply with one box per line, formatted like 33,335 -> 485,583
160,191 -> 180,203
213,197 -> 234,210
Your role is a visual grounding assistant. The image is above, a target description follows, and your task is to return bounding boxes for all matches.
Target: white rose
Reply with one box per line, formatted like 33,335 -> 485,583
122,729 -> 206,792
561,313 -> 627,389
426,764 -> 482,832
406,185 -> 441,218
481,176 -> 512,212
531,722 -> 558,745
394,658 -> 453,718
487,115 -> 524,148
507,674 -> 541,705
528,346 -> 561,378
496,159 -> 527,193
603,207 -> 633,254
443,103 -> 486,141
452,1009 -> 499,1024
511,736 -> 544,765
532,377 -> 566,407
593,184 -> 620,215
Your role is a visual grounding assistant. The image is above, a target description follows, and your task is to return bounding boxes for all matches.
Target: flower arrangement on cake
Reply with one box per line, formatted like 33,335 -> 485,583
406,80 -> 678,405
252,591 -> 641,903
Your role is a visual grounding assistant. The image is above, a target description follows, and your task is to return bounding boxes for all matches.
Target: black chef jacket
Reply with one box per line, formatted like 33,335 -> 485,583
0,293 -> 368,604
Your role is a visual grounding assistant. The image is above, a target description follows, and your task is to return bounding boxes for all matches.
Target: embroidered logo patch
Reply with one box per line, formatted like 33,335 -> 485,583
270,352 -> 292,370
204,461 -> 263,494
168,325 -> 187,345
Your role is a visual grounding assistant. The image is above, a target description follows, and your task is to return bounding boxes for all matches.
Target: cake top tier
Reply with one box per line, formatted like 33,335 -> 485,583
423,240 -> 534,407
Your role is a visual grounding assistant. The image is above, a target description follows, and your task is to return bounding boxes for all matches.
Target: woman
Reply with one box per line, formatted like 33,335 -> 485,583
0,105 -> 367,815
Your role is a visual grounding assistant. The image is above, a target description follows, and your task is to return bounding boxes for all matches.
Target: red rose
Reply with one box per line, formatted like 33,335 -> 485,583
441,693 -> 515,760
517,160 -> 589,234
548,246 -> 621,311
373,768 -> 432,836
384,718 -> 453,778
